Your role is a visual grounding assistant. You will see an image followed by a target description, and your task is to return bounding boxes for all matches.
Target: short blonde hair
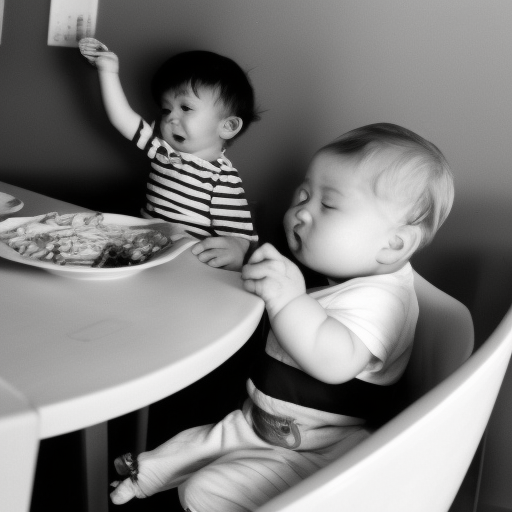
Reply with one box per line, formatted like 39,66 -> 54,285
320,123 -> 454,249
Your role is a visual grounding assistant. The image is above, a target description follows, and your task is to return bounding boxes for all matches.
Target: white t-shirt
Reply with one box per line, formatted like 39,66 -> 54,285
265,263 -> 418,384
247,263 -> 418,425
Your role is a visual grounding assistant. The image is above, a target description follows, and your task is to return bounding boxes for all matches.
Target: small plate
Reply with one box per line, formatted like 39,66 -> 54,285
0,213 -> 197,280
0,192 -> 24,216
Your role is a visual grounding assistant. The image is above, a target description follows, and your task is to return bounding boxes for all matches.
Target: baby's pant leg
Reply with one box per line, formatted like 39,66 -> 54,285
179,421 -> 371,512
179,447 -> 319,512
123,409 -> 262,498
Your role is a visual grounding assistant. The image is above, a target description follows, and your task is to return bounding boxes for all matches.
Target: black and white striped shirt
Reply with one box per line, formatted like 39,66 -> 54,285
134,119 -> 258,242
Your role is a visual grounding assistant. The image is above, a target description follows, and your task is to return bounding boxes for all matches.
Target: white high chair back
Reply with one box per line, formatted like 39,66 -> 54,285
404,271 -> 474,401
256,272 -> 512,512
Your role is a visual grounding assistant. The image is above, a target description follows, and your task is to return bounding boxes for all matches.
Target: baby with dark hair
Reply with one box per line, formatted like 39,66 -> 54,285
80,40 -> 259,270
150,50 -> 259,140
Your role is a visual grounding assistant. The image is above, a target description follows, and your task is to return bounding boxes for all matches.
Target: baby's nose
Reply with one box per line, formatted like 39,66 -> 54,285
295,207 -> 312,223
164,109 -> 179,121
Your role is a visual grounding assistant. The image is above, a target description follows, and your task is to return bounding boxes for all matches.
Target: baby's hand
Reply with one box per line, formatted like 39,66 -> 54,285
78,38 -> 119,73
191,236 -> 250,271
242,243 -> 306,318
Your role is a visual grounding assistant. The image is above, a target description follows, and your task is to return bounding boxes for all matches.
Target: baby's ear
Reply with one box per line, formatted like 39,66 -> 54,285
377,225 -> 422,266
220,116 -> 243,140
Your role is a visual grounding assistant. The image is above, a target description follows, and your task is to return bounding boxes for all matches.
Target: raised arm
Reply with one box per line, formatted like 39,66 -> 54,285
242,243 -> 372,384
79,39 -> 140,140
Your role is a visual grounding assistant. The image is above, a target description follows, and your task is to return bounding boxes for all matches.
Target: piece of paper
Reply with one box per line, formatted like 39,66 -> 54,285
47,0 -> 99,47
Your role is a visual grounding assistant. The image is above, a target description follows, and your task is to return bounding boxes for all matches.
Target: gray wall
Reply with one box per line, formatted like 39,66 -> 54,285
1,1 -> 512,509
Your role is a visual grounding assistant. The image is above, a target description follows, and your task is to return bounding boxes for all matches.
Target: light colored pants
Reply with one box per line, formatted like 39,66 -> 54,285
133,399 -> 369,512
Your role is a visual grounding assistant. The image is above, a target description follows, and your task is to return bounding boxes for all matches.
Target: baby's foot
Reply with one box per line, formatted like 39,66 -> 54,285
110,453 -> 147,504
110,450 -> 179,504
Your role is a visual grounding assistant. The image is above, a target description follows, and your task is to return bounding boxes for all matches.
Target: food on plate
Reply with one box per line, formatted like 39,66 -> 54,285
0,212 -> 171,268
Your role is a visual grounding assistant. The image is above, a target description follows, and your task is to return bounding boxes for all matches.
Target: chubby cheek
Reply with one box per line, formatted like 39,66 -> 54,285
306,228 -> 362,276
160,120 -> 170,136
294,229 -> 330,271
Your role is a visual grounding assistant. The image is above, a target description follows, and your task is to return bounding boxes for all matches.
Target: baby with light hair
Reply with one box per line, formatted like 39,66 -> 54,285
110,123 -> 454,512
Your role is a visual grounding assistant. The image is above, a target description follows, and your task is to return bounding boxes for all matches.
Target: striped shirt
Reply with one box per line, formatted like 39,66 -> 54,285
133,119 -> 258,242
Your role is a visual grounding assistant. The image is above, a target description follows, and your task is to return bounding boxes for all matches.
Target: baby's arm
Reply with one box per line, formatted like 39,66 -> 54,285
242,243 -> 372,384
192,175 -> 256,270
79,39 -> 140,140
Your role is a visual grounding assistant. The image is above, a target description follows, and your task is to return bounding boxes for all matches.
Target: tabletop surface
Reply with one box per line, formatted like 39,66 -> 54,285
0,182 -> 264,438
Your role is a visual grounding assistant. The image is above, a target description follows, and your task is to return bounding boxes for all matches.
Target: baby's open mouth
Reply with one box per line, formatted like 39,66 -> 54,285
173,134 -> 185,143
292,231 -> 302,251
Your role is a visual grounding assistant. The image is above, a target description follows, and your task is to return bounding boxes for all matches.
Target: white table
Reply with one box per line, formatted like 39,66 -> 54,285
0,182 -> 264,512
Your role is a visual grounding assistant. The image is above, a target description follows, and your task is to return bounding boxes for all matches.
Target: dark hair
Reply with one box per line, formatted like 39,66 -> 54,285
151,50 -> 259,138
320,123 -> 454,249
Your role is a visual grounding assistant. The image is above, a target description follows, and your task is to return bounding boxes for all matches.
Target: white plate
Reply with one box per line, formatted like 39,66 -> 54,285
0,192 -> 24,216
0,213 -> 198,280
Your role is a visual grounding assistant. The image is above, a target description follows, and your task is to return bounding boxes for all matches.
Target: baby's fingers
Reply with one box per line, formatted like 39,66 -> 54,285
78,38 -> 115,68
242,277 -> 272,301
196,249 -> 227,268
242,256 -> 285,281
242,278 -> 257,294
80,51 -> 110,67
246,243 -> 282,265
78,37 -> 108,54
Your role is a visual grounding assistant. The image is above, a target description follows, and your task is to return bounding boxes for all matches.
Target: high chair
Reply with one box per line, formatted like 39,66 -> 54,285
255,271 -> 512,512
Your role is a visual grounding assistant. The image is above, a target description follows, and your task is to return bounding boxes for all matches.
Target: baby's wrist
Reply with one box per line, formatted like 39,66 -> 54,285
98,67 -> 119,75
267,292 -> 308,321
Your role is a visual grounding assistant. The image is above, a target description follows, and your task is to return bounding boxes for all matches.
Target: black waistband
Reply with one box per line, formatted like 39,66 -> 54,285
250,351 -> 405,425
